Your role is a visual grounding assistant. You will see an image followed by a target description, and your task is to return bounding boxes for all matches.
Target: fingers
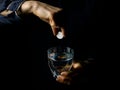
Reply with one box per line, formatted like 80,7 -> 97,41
51,25 -> 58,36
72,62 -> 82,70
61,27 -> 65,37
49,11 -> 65,37
56,73 -> 71,85
61,72 -> 69,76
56,62 -> 82,85
51,25 -> 65,38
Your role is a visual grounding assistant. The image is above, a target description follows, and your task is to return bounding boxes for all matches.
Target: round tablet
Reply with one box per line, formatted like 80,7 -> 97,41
56,32 -> 63,39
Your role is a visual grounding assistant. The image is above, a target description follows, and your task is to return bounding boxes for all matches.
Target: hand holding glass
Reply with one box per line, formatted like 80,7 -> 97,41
47,47 -> 74,78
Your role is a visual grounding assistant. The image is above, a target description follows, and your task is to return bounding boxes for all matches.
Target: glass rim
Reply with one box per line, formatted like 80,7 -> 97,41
47,46 -> 74,53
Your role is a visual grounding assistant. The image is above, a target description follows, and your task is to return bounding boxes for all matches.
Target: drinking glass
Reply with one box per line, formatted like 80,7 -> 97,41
47,47 -> 74,78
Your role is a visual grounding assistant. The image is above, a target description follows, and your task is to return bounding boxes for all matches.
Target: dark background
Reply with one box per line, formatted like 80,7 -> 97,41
0,0 -> 104,89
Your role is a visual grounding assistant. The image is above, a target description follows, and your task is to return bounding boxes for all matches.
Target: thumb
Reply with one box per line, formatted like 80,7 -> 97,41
72,62 -> 82,70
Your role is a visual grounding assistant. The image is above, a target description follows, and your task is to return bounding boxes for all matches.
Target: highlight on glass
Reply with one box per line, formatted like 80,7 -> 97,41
47,47 -> 74,78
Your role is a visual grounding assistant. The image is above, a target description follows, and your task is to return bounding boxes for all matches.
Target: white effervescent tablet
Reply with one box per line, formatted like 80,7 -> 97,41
56,31 -> 63,39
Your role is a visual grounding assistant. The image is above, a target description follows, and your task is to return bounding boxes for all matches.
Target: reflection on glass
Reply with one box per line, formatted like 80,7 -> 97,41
47,47 -> 74,78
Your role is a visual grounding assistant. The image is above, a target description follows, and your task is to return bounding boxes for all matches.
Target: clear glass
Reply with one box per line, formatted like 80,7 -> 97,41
47,47 -> 74,78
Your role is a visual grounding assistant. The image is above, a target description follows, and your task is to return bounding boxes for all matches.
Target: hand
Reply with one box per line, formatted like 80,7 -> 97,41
56,62 -> 82,85
19,0 -> 65,37
56,59 -> 96,85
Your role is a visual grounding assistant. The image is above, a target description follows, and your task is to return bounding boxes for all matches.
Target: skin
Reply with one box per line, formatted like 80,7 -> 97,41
19,0 -> 65,37
19,1 -> 83,85
20,0 -> 84,85
0,0 -> 95,85
56,62 -> 82,85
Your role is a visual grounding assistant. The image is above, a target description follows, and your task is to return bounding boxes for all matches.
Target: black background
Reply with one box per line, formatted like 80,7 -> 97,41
0,0 -> 105,89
